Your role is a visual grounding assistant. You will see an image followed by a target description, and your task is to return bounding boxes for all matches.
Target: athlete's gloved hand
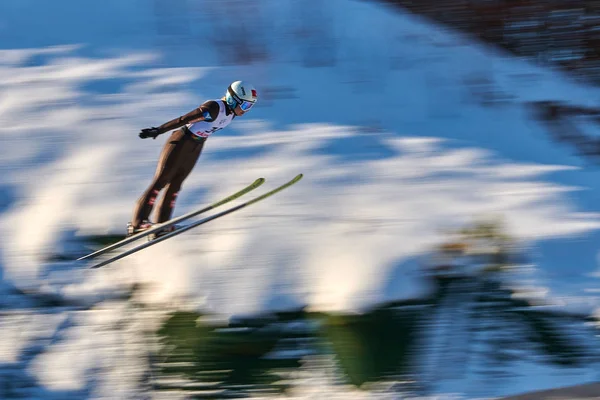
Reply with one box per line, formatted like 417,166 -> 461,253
139,127 -> 161,139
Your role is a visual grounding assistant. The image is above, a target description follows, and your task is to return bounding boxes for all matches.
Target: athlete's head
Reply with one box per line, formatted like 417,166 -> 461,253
224,80 -> 258,116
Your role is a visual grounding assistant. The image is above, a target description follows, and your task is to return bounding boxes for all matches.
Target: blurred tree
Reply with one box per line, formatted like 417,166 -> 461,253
152,219 -> 600,397
155,310 -> 310,397
323,219 -> 598,395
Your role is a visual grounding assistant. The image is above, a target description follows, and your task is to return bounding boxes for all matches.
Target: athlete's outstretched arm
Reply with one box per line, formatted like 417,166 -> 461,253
138,101 -> 218,140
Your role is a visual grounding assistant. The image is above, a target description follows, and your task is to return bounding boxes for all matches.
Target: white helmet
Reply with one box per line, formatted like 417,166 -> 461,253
225,80 -> 258,112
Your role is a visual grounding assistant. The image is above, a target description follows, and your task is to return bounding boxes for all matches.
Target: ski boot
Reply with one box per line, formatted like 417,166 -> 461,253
147,225 -> 178,241
126,220 -> 153,237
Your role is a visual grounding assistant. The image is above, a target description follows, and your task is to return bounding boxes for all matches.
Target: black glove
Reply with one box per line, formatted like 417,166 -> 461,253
139,127 -> 161,139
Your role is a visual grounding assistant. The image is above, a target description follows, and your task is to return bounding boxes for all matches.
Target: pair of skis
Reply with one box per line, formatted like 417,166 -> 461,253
79,174 -> 303,269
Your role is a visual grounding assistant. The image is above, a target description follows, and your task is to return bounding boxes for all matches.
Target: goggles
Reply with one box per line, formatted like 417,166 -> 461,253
239,100 -> 255,111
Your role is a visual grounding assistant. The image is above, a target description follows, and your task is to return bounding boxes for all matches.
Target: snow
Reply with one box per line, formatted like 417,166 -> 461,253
1,0 -> 600,398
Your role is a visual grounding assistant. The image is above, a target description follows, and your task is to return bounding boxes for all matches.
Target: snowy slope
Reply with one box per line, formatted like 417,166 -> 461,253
1,0 -> 600,398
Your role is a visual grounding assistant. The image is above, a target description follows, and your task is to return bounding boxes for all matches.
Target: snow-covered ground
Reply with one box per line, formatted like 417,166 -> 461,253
1,0 -> 600,398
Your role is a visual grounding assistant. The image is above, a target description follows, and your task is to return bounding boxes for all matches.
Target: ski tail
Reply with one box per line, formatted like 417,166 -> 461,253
88,174 -> 303,269
77,178 -> 265,261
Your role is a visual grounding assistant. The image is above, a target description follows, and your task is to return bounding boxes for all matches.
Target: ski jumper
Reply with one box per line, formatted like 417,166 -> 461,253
131,100 -> 235,227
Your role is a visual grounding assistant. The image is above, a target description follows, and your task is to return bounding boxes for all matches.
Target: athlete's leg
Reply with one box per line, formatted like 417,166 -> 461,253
130,129 -> 187,228
154,136 -> 206,224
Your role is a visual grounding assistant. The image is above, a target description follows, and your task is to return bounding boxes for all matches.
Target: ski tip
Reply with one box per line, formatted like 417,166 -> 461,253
255,178 -> 266,184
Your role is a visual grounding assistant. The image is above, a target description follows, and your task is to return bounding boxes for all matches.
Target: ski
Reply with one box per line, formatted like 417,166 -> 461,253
77,178 -> 266,261
88,174 -> 303,269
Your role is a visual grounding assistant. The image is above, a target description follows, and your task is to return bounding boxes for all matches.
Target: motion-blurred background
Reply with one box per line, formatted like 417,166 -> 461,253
1,0 -> 600,398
